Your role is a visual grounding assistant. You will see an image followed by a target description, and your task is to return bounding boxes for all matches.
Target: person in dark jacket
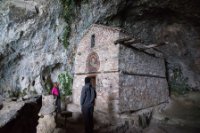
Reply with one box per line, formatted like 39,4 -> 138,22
80,77 -> 96,133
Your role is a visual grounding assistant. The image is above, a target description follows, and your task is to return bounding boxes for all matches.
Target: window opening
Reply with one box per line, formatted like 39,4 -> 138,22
91,34 -> 95,48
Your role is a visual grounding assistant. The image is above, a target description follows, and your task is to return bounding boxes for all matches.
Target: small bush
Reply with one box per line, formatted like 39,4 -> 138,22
10,90 -> 20,98
58,71 -> 73,96
63,26 -> 71,48
60,0 -> 75,48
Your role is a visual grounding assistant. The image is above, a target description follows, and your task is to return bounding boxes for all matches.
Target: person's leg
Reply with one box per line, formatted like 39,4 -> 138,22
55,96 -> 58,112
57,97 -> 61,112
82,106 -> 90,133
88,106 -> 94,133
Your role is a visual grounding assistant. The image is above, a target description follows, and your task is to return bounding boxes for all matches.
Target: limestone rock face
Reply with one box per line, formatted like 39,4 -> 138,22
0,101 -> 24,127
0,0 -> 67,96
0,95 -> 3,110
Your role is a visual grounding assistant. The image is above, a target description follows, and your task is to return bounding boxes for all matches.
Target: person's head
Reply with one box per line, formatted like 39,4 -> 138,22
53,82 -> 58,87
85,77 -> 91,84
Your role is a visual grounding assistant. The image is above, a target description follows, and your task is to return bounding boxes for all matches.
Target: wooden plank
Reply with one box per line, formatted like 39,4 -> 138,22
114,37 -> 133,44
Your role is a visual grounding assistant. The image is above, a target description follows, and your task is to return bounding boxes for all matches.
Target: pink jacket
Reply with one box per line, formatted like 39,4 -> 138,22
51,87 -> 59,96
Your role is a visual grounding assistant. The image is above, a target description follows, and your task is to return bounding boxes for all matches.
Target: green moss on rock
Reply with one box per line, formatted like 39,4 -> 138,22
169,68 -> 190,95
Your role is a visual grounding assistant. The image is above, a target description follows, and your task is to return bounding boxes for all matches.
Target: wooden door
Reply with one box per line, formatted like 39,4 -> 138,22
90,76 -> 96,89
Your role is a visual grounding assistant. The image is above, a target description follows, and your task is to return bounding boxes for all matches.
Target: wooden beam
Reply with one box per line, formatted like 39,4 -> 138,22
114,37 -> 167,58
123,38 -> 142,45
124,41 -> 168,51
142,42 -> 168,49
119,43 -> 158,58
114,37 -> 133,44
114,37 -> 142,45
122,71 -> 166,78
75,70 -> 120,75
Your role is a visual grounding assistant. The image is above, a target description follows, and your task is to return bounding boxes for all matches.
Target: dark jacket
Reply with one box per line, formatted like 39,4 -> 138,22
80,83 -> 96,107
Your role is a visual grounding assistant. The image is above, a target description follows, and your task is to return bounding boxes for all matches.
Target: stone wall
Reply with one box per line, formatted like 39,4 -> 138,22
119,73 -> 169,112
74,25 -> 120,74
73,25 -> 126,115
72,75 -> 85,105
119,44 -> 166,77
117,43 -> 169,112
72,72 -> 119,114
95,72 -> 119,113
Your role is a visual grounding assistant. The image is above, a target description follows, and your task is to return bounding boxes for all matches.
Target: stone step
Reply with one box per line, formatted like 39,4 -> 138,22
67,104 -> 81,113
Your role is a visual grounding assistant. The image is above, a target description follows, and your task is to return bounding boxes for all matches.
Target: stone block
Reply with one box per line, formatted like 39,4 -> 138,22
67,103 -> 81,113
37,115 -> 56,133
72,72 -> 119,113
38,95 -> 56,116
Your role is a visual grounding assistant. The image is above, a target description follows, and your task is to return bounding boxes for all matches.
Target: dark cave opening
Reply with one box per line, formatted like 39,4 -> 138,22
0,96 -> 42,133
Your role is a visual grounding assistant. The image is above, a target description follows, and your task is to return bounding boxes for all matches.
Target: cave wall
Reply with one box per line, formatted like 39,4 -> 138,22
119,0 -> 200,90
0,0 -> 68,97
70,0 -> 200,90
0,0 -> 199,97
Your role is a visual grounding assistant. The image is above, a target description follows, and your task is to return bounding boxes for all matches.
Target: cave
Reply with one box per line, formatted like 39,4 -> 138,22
0,0 -> 200,132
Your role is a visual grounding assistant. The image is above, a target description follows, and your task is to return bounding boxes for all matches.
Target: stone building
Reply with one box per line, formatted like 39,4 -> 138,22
72,24 -> 168,116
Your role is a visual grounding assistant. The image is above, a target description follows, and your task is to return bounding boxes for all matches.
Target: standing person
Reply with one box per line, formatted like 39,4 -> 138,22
80,77 -> 96,133
51,82 -> 61,113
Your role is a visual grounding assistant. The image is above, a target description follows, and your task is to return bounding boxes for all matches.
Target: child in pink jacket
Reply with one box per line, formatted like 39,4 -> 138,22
51,82 -> 61,112
51,83 -> 59,96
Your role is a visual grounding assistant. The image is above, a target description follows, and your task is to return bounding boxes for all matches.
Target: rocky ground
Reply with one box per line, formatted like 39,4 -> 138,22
147,92 -> 200,133
0,93 -> 199,133
0,100 -> 25,128
53,92 -> 200,133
